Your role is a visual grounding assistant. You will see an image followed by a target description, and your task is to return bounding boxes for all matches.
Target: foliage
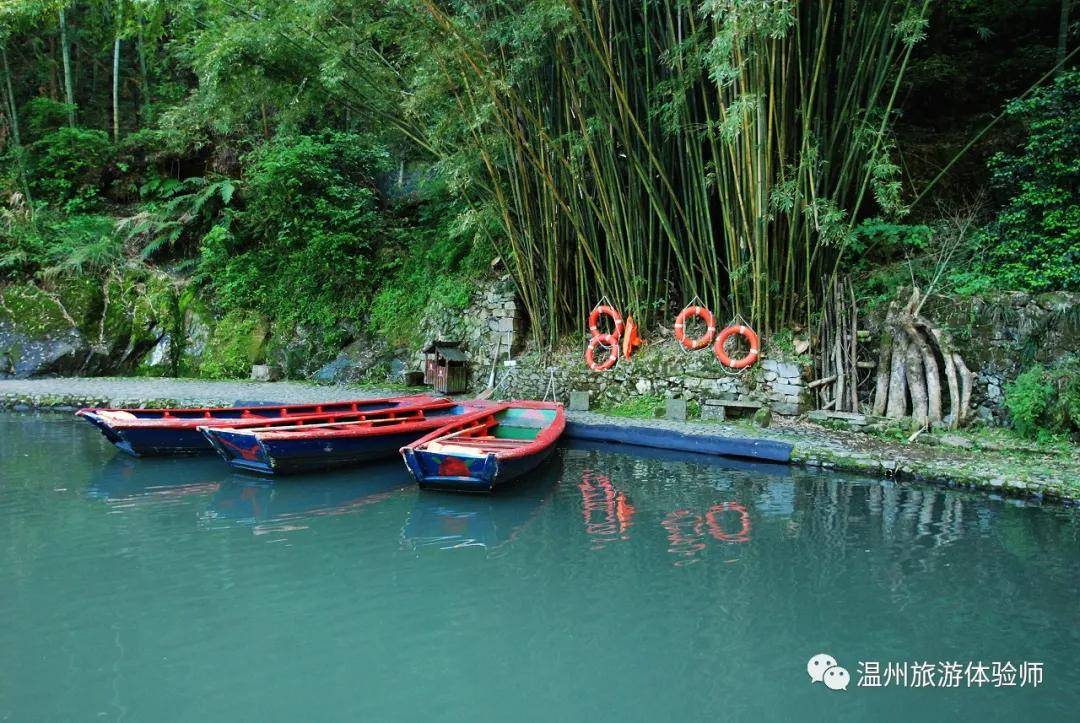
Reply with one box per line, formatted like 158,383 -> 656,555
0,209 -> 119,279
198,309 -> 269,379
368,200 -> 491,349
196,132 -> 391,346
119,176 -> 236,260
978,71 -> 1080,292
28,128 -> 112,210
1004,356 -> 1080,440
600,395 -> 667,419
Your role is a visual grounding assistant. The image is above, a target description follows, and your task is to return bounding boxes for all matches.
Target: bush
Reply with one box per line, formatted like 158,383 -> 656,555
28,127 -> 112,210
196,132 -> 391,345
1004,357 -> 1080,440
368,200 -> 489,349
978,71 -> 1080,292
0,209 -> 119,279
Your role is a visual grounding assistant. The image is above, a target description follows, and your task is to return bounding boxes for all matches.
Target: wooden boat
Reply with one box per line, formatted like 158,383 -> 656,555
76,395 -> 447,457
400,401 -> 565,493
200,401 -> 485,475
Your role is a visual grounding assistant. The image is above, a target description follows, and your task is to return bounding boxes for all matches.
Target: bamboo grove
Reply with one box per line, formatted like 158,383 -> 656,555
406,0 -> 931,344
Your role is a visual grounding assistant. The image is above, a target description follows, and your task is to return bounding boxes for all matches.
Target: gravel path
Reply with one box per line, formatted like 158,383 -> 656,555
0,377 -> 405,407
3,377 -> 1077,505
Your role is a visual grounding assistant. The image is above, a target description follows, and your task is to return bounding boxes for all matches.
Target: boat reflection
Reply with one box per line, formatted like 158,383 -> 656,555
204,460 -> 410,533
401,476 -> 557,551
86,455 -> 222,505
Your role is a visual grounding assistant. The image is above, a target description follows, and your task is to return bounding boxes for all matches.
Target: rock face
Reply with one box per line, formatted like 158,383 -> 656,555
312,336 -> 398,385
0,276 -> 173,379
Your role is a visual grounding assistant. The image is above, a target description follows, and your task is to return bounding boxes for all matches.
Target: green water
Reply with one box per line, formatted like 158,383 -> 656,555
1,413 -> 1078,721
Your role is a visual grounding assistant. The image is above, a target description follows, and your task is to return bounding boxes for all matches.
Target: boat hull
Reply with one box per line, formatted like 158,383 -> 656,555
400,401 -> 565,493
77,395 -> 443,457
78,413 -> 213,456
402,444 -> 557,493
208,427 -> 455,475
202,405 -> 482,475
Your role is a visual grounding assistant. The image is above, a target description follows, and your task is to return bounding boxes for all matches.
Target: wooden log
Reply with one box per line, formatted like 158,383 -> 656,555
873,300 -> 897,417
906,342 -> 928,426
808,375 -> 837,389
954,353 -> 974,426
885,337 -> 909,419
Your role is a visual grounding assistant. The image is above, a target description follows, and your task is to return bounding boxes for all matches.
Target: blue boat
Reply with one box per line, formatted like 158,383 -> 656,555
200,402 -> 484,475
400,401 -> 565,493
76,395 -> 446,457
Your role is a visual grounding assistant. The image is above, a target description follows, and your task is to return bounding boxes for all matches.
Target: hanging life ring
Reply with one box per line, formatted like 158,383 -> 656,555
586,333 -> 620,371
705,502 -> 751,543
673,305 -> 716,351
713,324 -> 760,369
588,305 -> 624,341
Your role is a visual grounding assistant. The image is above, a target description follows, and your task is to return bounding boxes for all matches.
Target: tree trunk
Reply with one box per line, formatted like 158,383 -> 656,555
1059,0 -> 1073,72
59,7 -> 76,126
112,1 -> 122,143
903,320 -> 942,425
872,301 -> 897,416
885,335 -> 909,419
906,342 -> 928,427
936,331 -> 961,429
1,45 -> 20,147
954,353 -> 974,426
137,28 -> 151,124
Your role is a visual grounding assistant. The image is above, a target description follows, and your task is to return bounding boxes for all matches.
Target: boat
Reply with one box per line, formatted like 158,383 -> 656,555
400,400 -> 565,493
200,401 -> 486,475
76,395 -> 447,457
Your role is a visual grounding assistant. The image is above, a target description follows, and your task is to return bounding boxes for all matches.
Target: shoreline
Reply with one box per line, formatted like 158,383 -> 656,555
2,377 -> 1077,507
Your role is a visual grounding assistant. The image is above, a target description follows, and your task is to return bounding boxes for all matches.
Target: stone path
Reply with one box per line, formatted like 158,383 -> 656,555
3,377 -> 1077,505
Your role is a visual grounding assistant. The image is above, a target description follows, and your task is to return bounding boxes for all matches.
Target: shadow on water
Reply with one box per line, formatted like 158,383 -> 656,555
86,454 -> 224,503
401,464 -> 560,552
204,459 -> 412,530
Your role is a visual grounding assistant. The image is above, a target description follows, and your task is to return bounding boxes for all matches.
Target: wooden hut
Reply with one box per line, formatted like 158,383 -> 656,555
422,341 -> 469,394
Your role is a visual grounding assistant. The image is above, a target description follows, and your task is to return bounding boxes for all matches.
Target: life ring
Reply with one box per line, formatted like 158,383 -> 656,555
585,333 -> 620,371
673,305 -> 716,351
705,502 -> 751,542
713,324 -> 760,369
588,305 -> 624,341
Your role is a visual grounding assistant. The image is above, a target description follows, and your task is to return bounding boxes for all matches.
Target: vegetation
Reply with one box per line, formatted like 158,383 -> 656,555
1005,356 -> 1080,441
0,0 -> 1076,382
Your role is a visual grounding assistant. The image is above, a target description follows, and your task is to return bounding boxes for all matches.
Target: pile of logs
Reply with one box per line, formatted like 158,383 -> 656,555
872,287 -> 974,429
814,282 -> 975,429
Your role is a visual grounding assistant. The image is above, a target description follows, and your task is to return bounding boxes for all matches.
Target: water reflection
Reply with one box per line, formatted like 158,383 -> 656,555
86,455 -> 221,505
579,470 -> 636,548
402,476 -> 557,551
205,460 -> 410,534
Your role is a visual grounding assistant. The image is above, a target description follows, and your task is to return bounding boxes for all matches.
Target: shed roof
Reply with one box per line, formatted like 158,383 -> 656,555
422,340 -> 463,354
436,347 -> 468,362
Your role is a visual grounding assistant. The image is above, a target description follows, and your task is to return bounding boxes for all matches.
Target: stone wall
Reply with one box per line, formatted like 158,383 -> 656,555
414,276 -> 522,387
491,337 -> 811,415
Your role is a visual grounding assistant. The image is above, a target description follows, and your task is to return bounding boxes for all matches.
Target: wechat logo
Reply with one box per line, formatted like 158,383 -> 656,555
808,653 -> 850,691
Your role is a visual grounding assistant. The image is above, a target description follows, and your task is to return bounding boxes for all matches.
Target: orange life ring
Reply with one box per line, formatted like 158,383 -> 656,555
705,502 -> 751,543
713,324 -> 760,369
588,305 -> 624,341
585,333 -> 620,371
673,305 -> 716,351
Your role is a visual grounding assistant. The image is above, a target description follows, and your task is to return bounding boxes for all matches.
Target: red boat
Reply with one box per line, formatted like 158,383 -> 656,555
401,401 -> 565,493
77,395 -> 448,457
201,402 -> 485,475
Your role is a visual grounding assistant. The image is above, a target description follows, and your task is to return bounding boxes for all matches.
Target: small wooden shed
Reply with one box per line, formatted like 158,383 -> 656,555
422,341 -> 469,394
